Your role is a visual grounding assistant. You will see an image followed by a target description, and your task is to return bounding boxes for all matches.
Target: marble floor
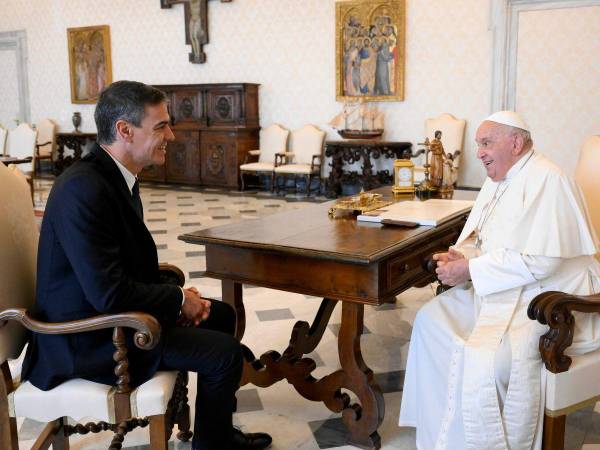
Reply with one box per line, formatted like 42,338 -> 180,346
13,178 -> 600,450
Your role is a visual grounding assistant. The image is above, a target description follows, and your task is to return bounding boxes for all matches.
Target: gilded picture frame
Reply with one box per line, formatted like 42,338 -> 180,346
67,25 -> 113,104
335,0 -> 405,102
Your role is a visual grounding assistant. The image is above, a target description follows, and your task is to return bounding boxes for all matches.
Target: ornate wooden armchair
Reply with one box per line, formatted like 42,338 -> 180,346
239,123 -> 289,191
273,124 -> 325,196
0,162 -> 192,450
527,135 -> 600,450
34,119 -> 57,175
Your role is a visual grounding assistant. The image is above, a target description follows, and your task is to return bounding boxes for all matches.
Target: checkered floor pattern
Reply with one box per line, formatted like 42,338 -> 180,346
13,179 -> 600,449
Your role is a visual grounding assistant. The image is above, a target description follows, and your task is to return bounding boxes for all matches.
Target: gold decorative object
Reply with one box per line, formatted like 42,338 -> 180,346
335,0 -> 406,102
328,189 -> 392,217
392,159 -> 414,194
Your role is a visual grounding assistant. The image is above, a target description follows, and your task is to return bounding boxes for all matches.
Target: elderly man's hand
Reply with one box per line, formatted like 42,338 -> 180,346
180,287 -> 211,326
435,248 -> 470,286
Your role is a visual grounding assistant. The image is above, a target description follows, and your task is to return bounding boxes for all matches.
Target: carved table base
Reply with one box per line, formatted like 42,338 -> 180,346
222,280 -> 384,449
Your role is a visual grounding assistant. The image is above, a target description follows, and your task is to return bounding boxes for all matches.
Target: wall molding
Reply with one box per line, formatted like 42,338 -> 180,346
0,30 -> 30,125
490,0 -> 600,112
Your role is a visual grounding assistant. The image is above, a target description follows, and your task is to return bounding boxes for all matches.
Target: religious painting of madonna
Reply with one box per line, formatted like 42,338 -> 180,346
335,0 -> 405,102
67,25 -> 113,104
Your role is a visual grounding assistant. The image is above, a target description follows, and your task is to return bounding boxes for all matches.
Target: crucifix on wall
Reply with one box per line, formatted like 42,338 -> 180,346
160,0 -> 231,64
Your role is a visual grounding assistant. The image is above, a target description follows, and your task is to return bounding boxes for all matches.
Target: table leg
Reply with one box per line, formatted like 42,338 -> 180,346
239,297 -> 383,449
338,302 -> 384,449
221,280 -> 245,340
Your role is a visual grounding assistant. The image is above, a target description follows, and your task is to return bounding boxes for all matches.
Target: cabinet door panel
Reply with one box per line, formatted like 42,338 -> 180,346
201,132 -> 236,187
139,164 -> 166,183
206,89 -> 241,126
166,130 -> 201,184
172,90 -> 203,124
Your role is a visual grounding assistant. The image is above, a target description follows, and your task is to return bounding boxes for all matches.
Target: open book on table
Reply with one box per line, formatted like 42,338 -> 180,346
357,199 -> 474,226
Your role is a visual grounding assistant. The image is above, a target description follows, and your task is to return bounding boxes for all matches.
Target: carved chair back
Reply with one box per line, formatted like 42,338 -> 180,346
575,135 -> 600,259
425,113 -> 466,184
0,126 -> 7,156
289,125 -> 326,165
36,118 -> 57,158
0,162 -> 38,365
7,123 -> 38,173
259,124 -> 289,164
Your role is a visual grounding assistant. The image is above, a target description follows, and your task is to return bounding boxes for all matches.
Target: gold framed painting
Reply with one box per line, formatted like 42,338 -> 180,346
335,0 -> 405,102
67,25 -> 112,104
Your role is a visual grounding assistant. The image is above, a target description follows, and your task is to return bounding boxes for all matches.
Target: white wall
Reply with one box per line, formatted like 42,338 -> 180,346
0,0 -> 597,186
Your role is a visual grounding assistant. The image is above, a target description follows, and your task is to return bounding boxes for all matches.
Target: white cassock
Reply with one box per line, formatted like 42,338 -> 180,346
399,150 -> 600,450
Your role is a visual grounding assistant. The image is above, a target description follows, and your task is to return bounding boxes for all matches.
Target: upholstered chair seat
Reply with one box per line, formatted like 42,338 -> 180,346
274,124 -> 325,195
10,370 -> 178,424
240,123 -> 289,191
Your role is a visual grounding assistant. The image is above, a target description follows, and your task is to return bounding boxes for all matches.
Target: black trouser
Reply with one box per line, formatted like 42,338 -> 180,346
159,300 -> 242,450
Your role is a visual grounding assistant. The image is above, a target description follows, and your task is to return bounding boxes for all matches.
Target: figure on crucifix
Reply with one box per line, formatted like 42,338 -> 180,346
160,0 -> 231,64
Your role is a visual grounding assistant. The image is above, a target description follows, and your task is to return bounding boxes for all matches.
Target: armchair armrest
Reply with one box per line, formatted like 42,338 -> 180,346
0,308 -> 161,350
528,291 -> 600,374
274,152 -> 287,167
243,150 -> 260,165
310,154 -> 322,172
158,262 -> 185,287
422,254 -> 451,295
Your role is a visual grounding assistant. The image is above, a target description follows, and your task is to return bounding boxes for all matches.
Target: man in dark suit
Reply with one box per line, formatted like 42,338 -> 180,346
22,80 -> 272,450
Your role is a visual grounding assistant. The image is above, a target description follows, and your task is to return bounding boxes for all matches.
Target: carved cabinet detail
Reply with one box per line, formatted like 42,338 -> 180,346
139,83 -> 259,188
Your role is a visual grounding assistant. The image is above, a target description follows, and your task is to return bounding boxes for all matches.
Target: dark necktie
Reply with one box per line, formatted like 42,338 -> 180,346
132,179 -> 144,220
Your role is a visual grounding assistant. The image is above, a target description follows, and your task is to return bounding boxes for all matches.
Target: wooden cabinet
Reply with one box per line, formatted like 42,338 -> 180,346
139,83 -> 259,188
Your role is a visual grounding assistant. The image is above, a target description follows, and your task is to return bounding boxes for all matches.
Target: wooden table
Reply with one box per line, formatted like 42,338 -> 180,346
179,188 -> 472,449
0,155 -> 33,165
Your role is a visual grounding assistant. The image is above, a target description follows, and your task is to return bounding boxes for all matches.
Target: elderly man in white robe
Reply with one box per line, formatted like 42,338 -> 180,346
399,111 -> 600,450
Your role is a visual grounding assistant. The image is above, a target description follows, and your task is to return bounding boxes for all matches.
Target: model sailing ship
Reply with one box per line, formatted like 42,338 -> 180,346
329,101 -> 384,139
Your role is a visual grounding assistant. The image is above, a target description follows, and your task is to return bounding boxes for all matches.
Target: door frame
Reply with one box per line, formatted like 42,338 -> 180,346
0,30 -> 31,125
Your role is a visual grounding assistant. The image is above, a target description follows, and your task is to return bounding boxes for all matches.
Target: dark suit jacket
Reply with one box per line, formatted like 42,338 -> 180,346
22,144 -> 182,390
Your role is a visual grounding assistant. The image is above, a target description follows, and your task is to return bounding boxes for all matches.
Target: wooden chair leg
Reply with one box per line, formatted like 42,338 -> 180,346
306,174 -> 312,196
270,172 -> 275,192
240,171 -> 246,191
543,413 -> 565,450
149,414 -> 169,450
52,417 -> 70,450
0,415 -> 18,450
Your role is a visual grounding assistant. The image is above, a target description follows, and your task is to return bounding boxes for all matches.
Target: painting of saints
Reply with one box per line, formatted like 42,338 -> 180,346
68,25 -> 112,104
336,0 -> 404,101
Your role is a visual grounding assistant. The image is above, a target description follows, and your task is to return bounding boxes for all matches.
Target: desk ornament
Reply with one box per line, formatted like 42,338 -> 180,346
416,130 -> 448,194
329,101 -> 384,139
392,159 -> 415,194
328,189 -> 392,218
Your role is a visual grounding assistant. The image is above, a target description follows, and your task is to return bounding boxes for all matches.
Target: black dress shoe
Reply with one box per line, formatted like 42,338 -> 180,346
229,427 -> 272,450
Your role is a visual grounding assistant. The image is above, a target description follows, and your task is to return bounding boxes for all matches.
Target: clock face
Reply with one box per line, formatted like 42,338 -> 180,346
398,167 -> 412,186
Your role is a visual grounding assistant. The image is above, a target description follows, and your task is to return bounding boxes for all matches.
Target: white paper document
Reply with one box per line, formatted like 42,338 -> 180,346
357,199 -> 474,226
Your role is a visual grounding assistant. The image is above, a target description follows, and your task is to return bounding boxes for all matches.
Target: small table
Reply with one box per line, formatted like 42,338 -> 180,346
180,188 -> 473,449
54,132 -> 97,175
324,140 -> 418,198
0,156 -> 33,166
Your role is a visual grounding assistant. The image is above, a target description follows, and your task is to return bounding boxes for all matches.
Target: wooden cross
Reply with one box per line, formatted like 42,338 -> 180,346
160,0 -> 232,64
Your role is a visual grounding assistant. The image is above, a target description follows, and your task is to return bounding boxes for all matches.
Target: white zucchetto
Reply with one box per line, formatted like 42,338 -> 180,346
483,110 -> 530,132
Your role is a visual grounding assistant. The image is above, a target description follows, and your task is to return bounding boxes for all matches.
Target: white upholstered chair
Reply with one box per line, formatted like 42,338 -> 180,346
6,123 -> 37,174
415,113 -> 466,185
0,126 -> 7,156
527,135 -> 600,450
0,162 -> 193,450
274,124 -> 326,196
240,123 -> 289,191
34,118 -> 57,175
